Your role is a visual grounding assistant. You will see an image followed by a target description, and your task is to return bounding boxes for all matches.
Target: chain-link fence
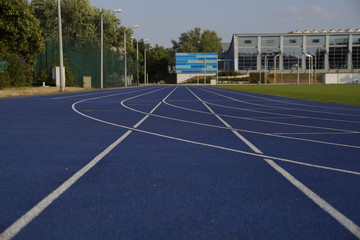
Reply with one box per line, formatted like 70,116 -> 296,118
35,41 -> 136,88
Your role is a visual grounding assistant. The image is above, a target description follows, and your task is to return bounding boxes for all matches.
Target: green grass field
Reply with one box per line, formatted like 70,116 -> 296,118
216,84 -> 360,106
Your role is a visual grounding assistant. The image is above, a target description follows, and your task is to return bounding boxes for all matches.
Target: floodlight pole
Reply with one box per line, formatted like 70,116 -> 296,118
143,39 -> 149,85
273,53 -> 281,84
297,55 -> 300,85
100,13 -> 104,89
101,9 -> 122,89
136,40 -> 139,85
124,25 -> 139,87
264,54 -> 272,85
57,0 -> 65,92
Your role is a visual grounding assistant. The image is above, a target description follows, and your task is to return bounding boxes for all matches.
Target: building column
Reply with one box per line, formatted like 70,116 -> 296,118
325,35 -> 330,71
302,35 -> 307,71
348,34 -> 353,70
257,36 -> 262,71
234,35 -> 239,71
280,36 -> 284,71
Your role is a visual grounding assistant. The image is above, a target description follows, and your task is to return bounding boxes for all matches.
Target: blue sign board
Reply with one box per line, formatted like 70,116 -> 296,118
176,53 -> 218,74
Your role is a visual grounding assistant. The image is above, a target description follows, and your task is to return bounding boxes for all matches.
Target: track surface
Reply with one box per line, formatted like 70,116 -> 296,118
0,86 -> 359,240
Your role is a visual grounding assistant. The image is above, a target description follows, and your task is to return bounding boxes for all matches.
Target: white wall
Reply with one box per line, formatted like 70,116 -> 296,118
323,73 -> 360,84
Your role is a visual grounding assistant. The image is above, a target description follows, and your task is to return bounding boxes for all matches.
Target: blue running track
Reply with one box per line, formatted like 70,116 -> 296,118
0,86 -> 359,239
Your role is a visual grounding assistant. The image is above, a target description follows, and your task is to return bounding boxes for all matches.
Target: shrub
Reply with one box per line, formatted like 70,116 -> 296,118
0,54 -> 34,87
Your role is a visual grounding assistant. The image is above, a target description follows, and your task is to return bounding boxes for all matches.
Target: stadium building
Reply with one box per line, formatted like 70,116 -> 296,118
220,29 -> 360,73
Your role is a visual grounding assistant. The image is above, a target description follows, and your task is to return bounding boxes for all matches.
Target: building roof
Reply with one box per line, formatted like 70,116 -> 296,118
289,28 -> 360,34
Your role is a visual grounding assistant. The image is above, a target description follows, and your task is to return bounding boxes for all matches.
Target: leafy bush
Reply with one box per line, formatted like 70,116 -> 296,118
0,54 -> 34,88
218,70 -> 243,77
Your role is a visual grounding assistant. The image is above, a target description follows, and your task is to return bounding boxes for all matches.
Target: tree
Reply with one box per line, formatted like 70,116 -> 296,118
200,30 -> 222,53
0,0 -> 44,87
31,0 -> 57,40
147,45 -> 174,82
0,0 -> 44,64
31,0 -> 123,48
172,27 -> 222,54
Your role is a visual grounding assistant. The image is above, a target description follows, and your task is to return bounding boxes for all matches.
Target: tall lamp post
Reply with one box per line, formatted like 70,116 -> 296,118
264,54 -> 272,85
124,25 -> 139,87
57,0 -> 65,92
303,51 -> 313,85
101,8 -> 122,89
143,39 -> 150,85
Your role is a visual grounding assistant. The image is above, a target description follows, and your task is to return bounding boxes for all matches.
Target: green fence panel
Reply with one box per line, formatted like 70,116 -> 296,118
36,40 -> 136,88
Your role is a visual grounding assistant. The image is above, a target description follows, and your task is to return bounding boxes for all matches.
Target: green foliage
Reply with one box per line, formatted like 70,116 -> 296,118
31,0 -> 124,48
36,68 -> 54,86
172,27 -> 222,54
0,53 -> 34,88
0,0 -> 44,87
0,0 -> 44,65
218,71 -> 242,77
147,45 -> 174,82
31,0 -> 57,40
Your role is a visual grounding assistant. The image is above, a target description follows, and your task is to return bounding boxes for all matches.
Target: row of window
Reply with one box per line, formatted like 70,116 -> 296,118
239,35 -> 360,47
237,46 -> 360,70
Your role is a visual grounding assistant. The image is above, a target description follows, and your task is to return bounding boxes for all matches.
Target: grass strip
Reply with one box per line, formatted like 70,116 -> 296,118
216,84 -> 360,106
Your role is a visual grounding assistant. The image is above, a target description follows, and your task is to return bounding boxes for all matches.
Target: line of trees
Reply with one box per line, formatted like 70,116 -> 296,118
0,0 -> 222,87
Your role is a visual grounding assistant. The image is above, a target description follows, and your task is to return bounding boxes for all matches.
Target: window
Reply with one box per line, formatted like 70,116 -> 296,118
312,39 -> 320,43
266,40 -> 274,44
289,39 -> 297,44
245,40 -> 252,44
329,46 -> 348,69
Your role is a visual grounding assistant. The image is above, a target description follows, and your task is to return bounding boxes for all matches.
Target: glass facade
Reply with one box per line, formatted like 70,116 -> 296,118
283,36 -> 302,70
329,35 -> 349,69
260,37 -> 280,70
305,36 -> 326,70
238,48 -> 257,70
229,32 -> 360,72
352,35 -> 360,69
238,37 -> 258,70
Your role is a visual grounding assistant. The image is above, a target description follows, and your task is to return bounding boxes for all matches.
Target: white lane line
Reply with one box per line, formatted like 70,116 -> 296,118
0,130 -> 131,240
0,87 -> 167,240
120,90 -> 360,149
265,159 -> 360,239
162,93 -> 358,134
198,87 -> 360,124
118,90 -> 359,175
213,86 -> 360,113
207,87 -> 360,117
187,86 -> 263,154
51,87 -> 146,100
187,86 -> 360,239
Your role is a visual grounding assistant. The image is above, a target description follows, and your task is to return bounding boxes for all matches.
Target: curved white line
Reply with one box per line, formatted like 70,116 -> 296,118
161,91 -> 358,134
209,86 -> 360,116
72,87 -> 360,175
196,87 -> 360,124
120,89 -> 360,149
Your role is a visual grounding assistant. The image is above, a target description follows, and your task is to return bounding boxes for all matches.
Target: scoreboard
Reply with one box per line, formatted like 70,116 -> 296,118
175,53 -> 218,74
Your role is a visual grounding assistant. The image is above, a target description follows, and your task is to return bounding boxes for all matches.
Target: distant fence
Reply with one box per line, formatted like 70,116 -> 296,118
35,41 -> 136,88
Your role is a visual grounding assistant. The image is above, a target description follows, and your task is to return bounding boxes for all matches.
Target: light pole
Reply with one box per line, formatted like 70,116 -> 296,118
297,54 -> 300,85
143,39 -> 149,85
273,53 -> 281,84
264,54 -> 272,85
136,40 -> 139,85
124,25 -> 139,87
303,51 -> 313,85
57,0 -> 65,92
101,9 -> 122,89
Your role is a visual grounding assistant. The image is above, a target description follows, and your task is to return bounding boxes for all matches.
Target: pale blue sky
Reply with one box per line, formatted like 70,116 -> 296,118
89,0 -> 360,47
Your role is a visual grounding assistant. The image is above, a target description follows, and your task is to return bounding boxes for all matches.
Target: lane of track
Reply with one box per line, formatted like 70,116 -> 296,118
0,86 -> 163,239
0,86 -> 359,239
